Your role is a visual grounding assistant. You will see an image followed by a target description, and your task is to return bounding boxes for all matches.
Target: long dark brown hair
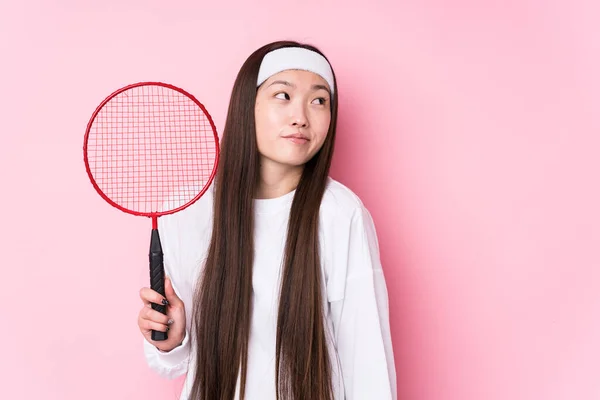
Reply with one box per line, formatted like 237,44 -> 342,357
189,40 -> 339,400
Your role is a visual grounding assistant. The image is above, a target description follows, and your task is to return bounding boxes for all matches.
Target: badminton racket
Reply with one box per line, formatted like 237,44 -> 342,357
83,82 -> 219,341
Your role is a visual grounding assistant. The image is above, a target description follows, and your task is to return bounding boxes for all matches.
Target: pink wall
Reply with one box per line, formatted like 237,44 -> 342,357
1,1 -> 599,399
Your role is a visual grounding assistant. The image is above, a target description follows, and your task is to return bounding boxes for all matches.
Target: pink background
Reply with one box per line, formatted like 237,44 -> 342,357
1,0 -> 599,399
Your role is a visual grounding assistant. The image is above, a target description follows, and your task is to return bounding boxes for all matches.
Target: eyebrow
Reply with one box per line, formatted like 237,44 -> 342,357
268,80 -> 331,95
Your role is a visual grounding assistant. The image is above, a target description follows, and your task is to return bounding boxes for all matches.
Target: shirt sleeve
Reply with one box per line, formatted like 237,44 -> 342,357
329,205 -> 397,400
143,326 -> 191,379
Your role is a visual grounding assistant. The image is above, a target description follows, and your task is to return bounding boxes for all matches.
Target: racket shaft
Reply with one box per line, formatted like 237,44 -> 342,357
149,229 -> 168,341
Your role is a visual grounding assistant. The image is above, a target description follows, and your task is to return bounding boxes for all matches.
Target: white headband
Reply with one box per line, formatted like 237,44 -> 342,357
256,47 -> 335,94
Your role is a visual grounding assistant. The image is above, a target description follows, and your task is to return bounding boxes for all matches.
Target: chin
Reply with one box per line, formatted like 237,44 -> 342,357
274,156 -> 312,168
261,149 -> 318,168
283,160 -> 309,168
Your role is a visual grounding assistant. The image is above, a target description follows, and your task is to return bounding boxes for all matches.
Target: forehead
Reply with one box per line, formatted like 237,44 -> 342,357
262,69 -> 330,91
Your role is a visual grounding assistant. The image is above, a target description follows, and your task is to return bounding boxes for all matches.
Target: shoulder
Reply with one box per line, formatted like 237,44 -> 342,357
320,176 -> 368,220
319,178 -> 381,302
157,183 -> 215,270
321,177 -> 382,254
151,183 -> 216,296
159,183 -> 214,232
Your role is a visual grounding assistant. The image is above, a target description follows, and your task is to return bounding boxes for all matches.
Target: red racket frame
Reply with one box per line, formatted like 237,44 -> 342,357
82,81 -> 220,229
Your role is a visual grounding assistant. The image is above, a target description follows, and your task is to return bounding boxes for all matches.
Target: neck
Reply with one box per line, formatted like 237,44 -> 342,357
255,158 -> 303,199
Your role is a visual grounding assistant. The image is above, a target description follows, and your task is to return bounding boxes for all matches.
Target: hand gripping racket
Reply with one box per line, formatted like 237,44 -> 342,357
83,82 -> 219,341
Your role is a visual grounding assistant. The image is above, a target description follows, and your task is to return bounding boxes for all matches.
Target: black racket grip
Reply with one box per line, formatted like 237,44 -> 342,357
149,228 -> 168,341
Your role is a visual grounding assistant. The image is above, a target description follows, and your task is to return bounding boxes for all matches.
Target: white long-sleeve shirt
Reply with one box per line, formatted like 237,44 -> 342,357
143,177 -> 397,400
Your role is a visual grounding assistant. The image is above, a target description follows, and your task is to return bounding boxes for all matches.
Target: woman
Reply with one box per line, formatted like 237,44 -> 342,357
138,40 -> 397,400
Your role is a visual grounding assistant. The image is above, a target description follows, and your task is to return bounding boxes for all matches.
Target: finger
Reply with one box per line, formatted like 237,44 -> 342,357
141,319 -> 169,333
139,287 -> 169,307
164,276 -> 182,307
143,307 -> 174,325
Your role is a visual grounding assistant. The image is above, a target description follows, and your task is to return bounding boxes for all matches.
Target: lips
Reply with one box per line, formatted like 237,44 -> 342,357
282,133 -> 310,141
285,137 -> 309,144
282,133 -> 310,145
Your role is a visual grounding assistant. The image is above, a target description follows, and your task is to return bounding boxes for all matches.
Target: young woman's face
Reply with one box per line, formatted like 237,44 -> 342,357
254,69 -> 332,169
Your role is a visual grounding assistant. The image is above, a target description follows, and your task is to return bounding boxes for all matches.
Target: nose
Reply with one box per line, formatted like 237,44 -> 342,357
290,103 -> 308,128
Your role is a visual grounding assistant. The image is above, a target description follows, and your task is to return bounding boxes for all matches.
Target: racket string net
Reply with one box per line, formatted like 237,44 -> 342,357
86,85 -> 217,214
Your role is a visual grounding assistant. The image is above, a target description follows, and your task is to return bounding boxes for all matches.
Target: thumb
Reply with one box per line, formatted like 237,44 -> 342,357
164,276 -> 183,306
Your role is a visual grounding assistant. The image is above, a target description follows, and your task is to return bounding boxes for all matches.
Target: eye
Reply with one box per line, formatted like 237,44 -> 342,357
312,97 -> 327,105
275,92 -> 290,100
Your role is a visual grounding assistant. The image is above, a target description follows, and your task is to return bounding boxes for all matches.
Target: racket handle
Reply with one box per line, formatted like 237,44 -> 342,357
149,228 -> 168,341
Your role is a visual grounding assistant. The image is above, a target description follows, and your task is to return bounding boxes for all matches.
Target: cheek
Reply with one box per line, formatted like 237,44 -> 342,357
255,103 -> 282,137
254,104 -> 283,155
312,114 -> 331,144
254,104 -> 269,144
